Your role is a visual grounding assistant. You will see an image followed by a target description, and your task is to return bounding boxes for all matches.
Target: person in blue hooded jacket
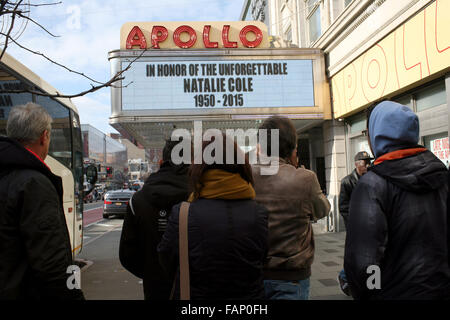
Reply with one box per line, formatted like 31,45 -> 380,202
344,100 -> 450,300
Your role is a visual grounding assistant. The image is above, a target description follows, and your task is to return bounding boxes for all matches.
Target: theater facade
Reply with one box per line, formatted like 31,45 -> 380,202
109,21 -> 335,232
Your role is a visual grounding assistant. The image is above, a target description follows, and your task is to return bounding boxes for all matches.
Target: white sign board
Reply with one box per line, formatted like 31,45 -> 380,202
122,59 -> 315,110
430,137 -> 449,167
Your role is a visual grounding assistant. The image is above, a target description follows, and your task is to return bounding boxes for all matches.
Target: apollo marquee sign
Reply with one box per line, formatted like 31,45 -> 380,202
120,21 -> 270,50
112,22 -> 331,118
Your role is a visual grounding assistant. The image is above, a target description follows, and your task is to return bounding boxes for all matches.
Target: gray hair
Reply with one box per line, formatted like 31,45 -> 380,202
6,102 -> 52,144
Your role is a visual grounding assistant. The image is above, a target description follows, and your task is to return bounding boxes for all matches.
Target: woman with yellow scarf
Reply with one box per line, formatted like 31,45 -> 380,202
158,133 -> 268,300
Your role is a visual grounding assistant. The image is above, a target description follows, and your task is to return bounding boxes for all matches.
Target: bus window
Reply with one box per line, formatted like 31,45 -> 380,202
36,95 -> 72,169
0,80 -> 33,136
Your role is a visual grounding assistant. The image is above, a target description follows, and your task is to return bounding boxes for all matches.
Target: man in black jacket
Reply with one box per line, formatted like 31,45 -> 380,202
337,151 -> 372,296
119,139 -> 190,300
344,100 -> 450,299
0,103 -> 84,300
339,151 -> 372,229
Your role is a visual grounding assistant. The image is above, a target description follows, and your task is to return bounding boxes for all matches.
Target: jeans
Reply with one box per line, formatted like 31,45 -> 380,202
264,279 -> 310,300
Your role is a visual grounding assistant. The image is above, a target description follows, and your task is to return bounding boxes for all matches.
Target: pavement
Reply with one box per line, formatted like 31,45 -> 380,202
77,218 -> 144,300
310,231 -> 353,300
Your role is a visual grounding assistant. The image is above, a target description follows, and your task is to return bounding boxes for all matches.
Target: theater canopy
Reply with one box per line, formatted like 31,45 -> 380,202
110,22 -> 331,148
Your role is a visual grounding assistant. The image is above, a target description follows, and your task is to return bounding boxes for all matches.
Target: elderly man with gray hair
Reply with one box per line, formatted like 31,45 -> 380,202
0,102 -> 84,300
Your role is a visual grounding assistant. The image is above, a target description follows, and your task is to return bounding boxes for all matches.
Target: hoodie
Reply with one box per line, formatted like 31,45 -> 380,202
344,101 -> 450,300
368,100 -> 420,158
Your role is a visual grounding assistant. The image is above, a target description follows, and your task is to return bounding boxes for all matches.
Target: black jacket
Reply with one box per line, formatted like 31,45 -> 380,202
119,161 -> 189,300
157,198 -> 268,300
344,150 -> 450,300
338,169 -> 360,228
0,137 -> 84,300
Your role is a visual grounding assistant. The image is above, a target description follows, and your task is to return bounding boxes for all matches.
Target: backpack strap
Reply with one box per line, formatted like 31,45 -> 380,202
179,201 -> 190,300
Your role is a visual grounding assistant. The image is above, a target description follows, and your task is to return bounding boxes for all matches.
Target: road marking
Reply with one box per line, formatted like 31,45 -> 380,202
96,223 -> 114,227
84,206 -> 104,213
85,221 -> 102,228
83,223 -> 123,247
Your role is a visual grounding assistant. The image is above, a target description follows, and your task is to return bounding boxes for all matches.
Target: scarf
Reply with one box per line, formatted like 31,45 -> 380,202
373,147 -> 427,165
188,169 -> 255,202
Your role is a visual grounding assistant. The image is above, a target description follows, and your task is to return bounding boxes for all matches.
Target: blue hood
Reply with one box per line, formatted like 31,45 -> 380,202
369,101 -> 419,158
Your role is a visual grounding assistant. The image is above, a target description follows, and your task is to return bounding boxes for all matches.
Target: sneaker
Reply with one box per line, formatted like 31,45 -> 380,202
337,274 -> 351,296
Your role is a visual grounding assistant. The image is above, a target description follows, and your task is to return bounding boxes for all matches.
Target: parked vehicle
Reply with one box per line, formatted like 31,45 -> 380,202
130,180 -> 144,191
103,189 -> 135,219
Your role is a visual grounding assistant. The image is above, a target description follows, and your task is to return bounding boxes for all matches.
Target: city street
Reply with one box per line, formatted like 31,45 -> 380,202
83,201 -> 104,226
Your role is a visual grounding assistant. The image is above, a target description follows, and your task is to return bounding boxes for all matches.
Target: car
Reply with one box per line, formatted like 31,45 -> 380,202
130,181 -> 144,191
103,189 -> 135,219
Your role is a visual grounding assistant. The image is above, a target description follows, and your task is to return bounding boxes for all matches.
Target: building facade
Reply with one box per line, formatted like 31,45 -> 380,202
240,0 -> 450,232
81,124 -> 128,184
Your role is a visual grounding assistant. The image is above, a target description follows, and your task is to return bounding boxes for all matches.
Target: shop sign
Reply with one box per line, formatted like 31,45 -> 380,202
331,0 -> 450,118
430,137 -> 449,166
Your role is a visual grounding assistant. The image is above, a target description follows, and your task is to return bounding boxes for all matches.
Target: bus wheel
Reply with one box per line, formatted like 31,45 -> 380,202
103,214 -> 109,219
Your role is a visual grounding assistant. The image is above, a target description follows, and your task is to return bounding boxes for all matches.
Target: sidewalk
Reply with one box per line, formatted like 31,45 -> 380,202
310,230 -> 353,300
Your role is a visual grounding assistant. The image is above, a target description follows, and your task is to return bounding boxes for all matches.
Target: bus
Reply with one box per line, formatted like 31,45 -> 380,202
128,158 -> 150,181
0,52 -> 96,258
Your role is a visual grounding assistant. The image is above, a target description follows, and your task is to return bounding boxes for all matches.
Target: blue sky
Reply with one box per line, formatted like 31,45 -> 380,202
7,0 -> 246,134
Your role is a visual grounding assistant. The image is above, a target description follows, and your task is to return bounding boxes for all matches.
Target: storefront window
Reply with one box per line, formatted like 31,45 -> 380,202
349,118 -> 366,134
350,135 -> 373,161
416,82 -> 446,112
394,95 -> 412,109
423,132 -> 449,168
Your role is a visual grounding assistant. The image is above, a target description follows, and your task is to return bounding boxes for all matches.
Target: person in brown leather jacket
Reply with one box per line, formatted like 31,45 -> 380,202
252,116 -> 331,300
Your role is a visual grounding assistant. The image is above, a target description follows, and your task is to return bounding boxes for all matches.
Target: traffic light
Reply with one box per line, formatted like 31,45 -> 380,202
106,167 -> 113,177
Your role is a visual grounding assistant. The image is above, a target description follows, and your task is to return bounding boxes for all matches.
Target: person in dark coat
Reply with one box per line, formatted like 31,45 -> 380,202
337,151 -> 372,296
344,100 -> 450,300
0,103 -> 84,300
157,133 -> 268,300
338,151 -> 372,228
119,139 -> 190,300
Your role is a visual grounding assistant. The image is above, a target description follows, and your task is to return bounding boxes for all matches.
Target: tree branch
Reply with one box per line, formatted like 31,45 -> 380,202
22,1 -> 62,7
14,11 -> 59,37
0,0 -> 23,61
0,32 -> 107,84
0,49 -> 147,98
0,1 -> 145,99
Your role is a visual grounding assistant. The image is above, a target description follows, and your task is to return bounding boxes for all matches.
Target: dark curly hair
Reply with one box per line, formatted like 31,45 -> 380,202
258,116 -> 297,159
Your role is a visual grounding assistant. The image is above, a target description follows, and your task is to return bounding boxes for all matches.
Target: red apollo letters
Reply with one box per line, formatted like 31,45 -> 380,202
126,25 -> 263,49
